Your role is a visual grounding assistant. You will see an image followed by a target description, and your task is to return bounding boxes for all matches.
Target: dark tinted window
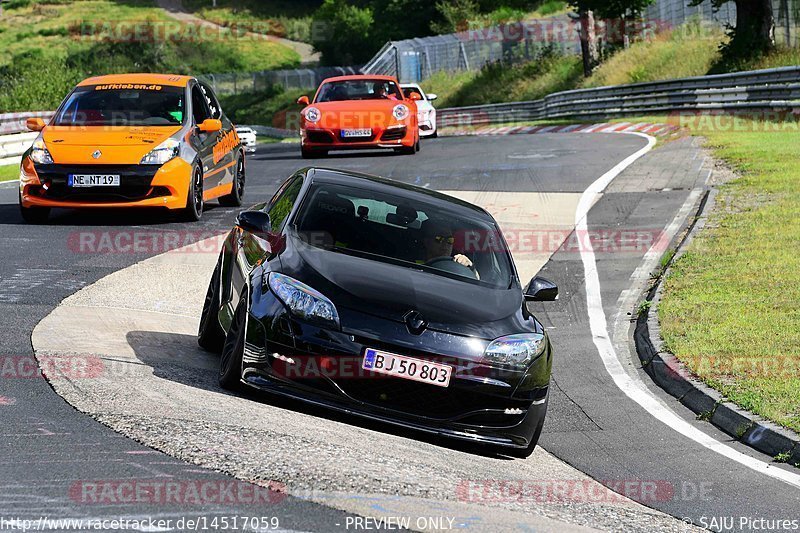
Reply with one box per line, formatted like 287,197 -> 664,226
295,183 -> 514,288
191,85 -> 211,124
268,176 -> 303,231
315,79 -> 402,102
54,85 -> 184,126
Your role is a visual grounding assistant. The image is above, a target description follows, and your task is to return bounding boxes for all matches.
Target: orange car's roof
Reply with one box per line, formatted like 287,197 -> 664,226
320,74 -> 399,83
77,73 -> 193,87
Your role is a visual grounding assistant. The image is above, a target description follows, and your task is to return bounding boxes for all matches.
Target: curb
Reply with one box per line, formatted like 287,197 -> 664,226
635,185 -> 800,468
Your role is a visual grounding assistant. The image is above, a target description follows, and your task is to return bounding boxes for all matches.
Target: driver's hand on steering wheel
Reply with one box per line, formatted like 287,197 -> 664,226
453,254 -> 473,268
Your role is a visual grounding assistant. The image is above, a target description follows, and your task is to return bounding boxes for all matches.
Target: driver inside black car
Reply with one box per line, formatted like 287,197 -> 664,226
418,218 -> 478,278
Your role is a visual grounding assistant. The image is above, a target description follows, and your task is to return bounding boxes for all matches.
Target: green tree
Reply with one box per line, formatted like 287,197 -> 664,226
690,0 -> 775,61
312,0 -> 377,65
569,0 -> 655,75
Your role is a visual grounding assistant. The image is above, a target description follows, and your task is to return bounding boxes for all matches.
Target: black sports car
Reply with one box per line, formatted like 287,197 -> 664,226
198,167 -> 558,456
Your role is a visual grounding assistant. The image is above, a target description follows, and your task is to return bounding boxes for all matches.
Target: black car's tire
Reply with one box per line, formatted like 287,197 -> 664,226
505,397 -> 548,459
218,154 -> 245,207
218,295 -> 247,390
197,259 -> 225,353
180,166 -> 204,222
19,199 -> 50,224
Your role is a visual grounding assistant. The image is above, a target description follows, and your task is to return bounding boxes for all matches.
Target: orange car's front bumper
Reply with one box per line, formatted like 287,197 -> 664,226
20,157 -> 193,210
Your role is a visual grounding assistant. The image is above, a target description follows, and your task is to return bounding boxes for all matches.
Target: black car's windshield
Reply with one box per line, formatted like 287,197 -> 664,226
295,183 -> 514,288
53,84 -> 185,126
315,79 -> 402,102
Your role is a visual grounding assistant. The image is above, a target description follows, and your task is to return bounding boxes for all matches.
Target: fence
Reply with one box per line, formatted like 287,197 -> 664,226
363,0 -> 800,83
199,66 -> 360,96
646,0 -> 800,48
437,65 -> 800,127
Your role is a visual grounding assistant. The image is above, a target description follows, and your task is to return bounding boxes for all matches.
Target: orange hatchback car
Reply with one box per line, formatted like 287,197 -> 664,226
19,73 -> 246,223
297,75 -> 420,158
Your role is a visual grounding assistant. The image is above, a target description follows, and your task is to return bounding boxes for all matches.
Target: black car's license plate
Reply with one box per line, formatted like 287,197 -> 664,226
362,348 -> 451,387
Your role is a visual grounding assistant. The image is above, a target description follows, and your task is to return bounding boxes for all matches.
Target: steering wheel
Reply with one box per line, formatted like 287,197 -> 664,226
424,256 -> 477,278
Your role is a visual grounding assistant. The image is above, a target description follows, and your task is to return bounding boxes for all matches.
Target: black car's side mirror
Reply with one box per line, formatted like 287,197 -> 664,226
236,210 -> 272,235
524,276 -> 558,301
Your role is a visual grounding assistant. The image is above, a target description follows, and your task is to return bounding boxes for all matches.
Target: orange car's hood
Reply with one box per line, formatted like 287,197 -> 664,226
43,126 -> 182,165
311,100 -> 413,130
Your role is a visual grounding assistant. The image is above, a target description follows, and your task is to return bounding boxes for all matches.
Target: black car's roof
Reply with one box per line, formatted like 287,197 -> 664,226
305,167 -> 493,219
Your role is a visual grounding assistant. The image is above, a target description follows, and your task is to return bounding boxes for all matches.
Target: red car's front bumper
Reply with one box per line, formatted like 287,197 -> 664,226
301,124 -> 415,151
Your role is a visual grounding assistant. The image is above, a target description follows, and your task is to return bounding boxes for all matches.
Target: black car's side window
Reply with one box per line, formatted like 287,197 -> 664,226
268,177 -> 303,232
191,85 -> 211,125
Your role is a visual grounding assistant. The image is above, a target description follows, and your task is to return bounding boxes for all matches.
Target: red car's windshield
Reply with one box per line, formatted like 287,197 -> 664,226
315,80 -> 402,102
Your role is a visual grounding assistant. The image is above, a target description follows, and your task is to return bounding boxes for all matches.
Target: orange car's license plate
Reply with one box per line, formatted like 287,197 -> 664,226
69,174 -> 120,187
341,128 -> 372,138
362,348 -> 451,387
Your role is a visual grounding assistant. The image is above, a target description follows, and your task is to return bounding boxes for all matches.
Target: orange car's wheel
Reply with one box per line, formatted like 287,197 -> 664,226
180,166 -> 204,222
219,154 -> 245,207
301,146 -> 326,159
18,192 -> 49,224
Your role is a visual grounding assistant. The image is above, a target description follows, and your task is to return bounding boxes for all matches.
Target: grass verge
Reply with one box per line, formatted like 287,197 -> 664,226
657,116 -> 800,434
0,165 -> 19,182
0,0 -> 300,112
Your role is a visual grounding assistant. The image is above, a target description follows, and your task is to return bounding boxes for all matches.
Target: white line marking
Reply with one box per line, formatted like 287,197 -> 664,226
577,131 -> 800,489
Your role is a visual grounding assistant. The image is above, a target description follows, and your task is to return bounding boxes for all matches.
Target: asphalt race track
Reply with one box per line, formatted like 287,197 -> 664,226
2,134 -> 799,531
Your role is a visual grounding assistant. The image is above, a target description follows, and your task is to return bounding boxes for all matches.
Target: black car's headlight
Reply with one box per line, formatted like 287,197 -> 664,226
483,333 -> 547,369
268,272 -> 340,329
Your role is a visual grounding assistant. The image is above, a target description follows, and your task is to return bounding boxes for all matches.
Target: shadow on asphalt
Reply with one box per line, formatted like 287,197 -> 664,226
0,203 -> 230,227
127,329 -> 516,461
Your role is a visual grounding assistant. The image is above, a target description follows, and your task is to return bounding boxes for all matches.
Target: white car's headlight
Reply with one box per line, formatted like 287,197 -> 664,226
140,138 -> 180,165
29,135 -> 54,165
269,272 -> 339,329
483,333 -> 547,369
393,104 -> 410,121
304,107 -> 321,123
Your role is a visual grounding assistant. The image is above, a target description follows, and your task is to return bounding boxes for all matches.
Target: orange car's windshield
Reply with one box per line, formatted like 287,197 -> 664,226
316,80 -> 402,102
53,85 -> 185,127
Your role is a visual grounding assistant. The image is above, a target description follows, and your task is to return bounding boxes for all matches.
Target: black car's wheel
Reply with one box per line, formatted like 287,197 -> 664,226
219,154 -> 245,207
19,194 -> 50,224
180,166 -> 204,222
198,259 -> 226,352
219,294 -> 247,390
505,397 -> 548,459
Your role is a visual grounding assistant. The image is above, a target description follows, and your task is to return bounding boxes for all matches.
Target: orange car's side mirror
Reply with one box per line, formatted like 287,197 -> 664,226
297,95 -> 310,106
26,118 -> 46,132
198,118 -> 222,133
408,93 -> 422,101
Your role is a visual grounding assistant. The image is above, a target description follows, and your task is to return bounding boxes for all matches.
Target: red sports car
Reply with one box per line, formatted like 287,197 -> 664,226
297,75 -> 420,158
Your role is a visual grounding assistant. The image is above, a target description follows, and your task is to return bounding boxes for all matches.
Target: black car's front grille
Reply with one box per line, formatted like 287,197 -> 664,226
380,127 -> 406,141
334,377 -> 527,422
33,164 -> 159,202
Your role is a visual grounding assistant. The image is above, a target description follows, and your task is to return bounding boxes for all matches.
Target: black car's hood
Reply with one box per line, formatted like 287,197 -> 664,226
278,234 -> 527,339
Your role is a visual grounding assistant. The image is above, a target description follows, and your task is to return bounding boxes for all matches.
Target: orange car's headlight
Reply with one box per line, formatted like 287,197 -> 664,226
392,104 -> 410,121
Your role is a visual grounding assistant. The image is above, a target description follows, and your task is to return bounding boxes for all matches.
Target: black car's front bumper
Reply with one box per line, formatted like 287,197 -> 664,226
240,292 -> 551,450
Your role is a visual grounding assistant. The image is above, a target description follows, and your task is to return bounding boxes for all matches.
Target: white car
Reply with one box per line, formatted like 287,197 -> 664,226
401,83 -> 437,138
235,126 -> 257,153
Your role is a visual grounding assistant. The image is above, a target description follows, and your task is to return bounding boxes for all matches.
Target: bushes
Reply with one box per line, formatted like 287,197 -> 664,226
218,86 -> 310,129
311,0 -> 377,66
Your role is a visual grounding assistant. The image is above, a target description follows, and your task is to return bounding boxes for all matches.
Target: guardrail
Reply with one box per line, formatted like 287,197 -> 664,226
0,112 -> 53,166
438,66 -> 800,127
